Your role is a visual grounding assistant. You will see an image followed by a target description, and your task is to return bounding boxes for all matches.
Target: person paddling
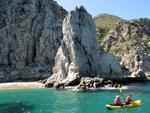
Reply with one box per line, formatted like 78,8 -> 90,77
113,95 -> 122,106
125,95 -> 133,105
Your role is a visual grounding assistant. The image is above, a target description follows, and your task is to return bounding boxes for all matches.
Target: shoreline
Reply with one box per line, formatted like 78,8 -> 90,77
0,78 -> 149,91
0,82 -> 128,91
0,82 -> 44,90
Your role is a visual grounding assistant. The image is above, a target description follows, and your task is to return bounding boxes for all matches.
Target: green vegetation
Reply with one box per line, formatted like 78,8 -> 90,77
109,47 -> 123,55
94,13 -> 123,29
94,13 -> 150,57
93,13 -> 123,42
96,27 -> 109,42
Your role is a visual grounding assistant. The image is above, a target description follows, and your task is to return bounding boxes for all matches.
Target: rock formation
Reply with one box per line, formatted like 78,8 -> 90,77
0,0 -> 123,83
101,18 -> 150,77
45,6 -> 101,86
45,6 -> 123,87
99,52 -> 122,77
0,0 -> 67,82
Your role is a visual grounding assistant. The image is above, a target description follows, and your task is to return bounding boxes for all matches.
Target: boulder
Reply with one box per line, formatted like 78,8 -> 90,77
75,77 -> 104,89
64,75 -> 81,86
53,82 -> 64,89
131,68 -> 147,80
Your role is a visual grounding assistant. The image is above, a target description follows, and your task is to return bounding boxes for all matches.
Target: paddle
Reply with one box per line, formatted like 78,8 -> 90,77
119,88 -> 126,107
119,88 -> 125,101
119,88 -> 123,97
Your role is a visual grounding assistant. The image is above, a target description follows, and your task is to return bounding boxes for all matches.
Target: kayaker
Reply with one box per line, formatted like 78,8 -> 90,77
125,95 -> 133,104
113,95 -> 122,106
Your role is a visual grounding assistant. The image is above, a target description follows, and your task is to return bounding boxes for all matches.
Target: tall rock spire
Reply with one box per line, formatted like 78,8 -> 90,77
46,6 -> 101,86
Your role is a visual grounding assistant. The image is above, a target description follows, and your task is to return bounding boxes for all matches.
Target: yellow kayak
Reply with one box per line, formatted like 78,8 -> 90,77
105,100 -> 141,110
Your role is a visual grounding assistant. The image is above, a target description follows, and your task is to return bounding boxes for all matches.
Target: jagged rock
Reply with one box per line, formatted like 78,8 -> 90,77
45,6 -> 101,86
81,77 -> 94,84
103,80 -> 113,85
45,80 -> 55,88
73,77 -> 124,91
0,0 -> 67,81
145,72 -> 150,77
53,82 -> 64,89
131,68 -> 147,79
121,52 -> 150,75
74,77 -> 104,89
113,83 -> 121,88
64,75 -> 81,86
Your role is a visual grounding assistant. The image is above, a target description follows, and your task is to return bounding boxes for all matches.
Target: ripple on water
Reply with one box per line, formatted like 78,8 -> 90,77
0,101 -> 34,113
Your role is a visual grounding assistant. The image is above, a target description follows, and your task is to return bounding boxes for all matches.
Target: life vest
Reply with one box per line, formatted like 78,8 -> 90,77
114,98 -> 121,105
125,96 -> 131,103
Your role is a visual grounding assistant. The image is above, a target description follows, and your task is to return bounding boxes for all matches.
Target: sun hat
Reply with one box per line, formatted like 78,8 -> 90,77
116,95 -> 119,98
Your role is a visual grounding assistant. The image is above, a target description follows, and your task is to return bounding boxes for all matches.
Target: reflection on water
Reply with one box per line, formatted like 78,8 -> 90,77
0,101 -> 34,113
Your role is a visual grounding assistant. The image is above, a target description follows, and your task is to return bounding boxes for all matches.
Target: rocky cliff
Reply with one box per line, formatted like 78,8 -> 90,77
101,18 -> 150,77
45,7 -> 123,87
0,0 -> 67,81
0,0 -> 123,83
1,0 -> 145,83
45,6 -> 101,86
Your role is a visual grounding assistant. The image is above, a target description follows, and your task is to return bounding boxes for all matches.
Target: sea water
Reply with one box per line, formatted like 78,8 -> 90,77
0,82 -> 149,113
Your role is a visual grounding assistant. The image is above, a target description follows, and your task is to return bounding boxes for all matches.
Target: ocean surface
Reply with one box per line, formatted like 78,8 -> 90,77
0,82 -> 149,113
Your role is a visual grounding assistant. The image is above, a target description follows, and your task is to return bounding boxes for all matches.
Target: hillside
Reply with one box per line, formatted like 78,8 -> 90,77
101,18 -> 150,56
93,13 -> 123,41
101,18 -> 150,75
94,13 -> 123,28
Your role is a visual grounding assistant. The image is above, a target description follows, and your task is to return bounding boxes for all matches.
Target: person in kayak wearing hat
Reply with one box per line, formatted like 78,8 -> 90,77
113,95 -> 122,106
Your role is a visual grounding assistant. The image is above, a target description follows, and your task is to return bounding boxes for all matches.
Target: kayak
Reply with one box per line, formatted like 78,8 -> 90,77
105,100 -> 141,110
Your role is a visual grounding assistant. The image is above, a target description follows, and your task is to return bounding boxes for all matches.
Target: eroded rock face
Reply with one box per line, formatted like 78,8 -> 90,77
45,6 -> 102,86
0,1 -> 124,83
99,52 -> 122,77
0,0 -> 67,82
45,6 -> 123,87
101,19 -> 150,76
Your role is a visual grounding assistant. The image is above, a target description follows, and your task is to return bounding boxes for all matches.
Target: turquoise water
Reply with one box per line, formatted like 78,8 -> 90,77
0,82 -> 149,113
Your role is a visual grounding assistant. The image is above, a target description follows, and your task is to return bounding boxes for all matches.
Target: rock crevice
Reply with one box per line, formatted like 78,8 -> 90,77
0,0 -> 67,81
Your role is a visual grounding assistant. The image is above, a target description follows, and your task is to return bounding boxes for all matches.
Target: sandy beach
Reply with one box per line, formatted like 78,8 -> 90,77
0,82 -> 44,90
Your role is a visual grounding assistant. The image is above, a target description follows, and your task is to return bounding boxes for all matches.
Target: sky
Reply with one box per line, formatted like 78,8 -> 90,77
55,0 -> 150,20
